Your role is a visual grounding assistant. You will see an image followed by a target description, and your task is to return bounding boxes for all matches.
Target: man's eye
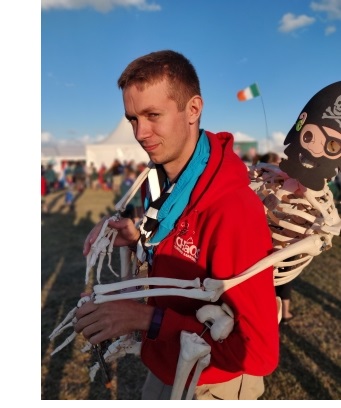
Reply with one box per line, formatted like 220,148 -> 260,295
326,139 -> 341,154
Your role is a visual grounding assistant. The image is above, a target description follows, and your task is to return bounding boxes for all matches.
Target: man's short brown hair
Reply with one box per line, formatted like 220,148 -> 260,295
117,50 -> 201,111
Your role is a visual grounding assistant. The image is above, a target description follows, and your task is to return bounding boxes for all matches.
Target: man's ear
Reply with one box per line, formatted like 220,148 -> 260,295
187,95 -> 203,124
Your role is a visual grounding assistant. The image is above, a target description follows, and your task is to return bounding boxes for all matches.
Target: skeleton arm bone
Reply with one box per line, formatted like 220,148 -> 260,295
204,234 -> 327,298
113,162 -> 152,212
94,277 -> 201,293
94,234 -> 327,305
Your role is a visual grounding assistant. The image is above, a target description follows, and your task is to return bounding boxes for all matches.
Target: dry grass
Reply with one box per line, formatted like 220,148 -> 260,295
41,188 -> 341,400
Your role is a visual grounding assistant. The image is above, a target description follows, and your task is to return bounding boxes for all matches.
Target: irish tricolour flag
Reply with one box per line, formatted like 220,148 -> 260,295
237,83 -> 260,101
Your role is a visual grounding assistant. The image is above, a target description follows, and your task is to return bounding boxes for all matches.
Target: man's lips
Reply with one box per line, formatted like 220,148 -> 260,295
143,144 -> 159,152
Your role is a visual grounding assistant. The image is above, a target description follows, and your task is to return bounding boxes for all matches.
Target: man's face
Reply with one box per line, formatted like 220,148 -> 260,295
123,80 -> 198,177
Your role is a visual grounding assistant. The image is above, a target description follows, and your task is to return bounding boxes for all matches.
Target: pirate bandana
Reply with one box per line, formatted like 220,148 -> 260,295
279,81 -> 341,191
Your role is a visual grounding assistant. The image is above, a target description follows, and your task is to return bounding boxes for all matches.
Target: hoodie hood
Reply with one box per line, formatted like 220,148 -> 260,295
187,130 -> 250,213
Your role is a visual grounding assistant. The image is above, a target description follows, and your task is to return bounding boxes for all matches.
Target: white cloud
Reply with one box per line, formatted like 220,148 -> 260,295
41,131 -> 107,145
257,131 -> 286,155
41,131 -> 54,142
232,130 -> 286,156
325,25 -> 337,34
311,0 -> 341,20
77,134 -> 107,144
234,131 -> 257,142
279,13 -> 316,33
41,0 -> 161,12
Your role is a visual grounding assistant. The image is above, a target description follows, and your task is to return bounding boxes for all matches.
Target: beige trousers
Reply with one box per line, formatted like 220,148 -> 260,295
141,370 -> 264,400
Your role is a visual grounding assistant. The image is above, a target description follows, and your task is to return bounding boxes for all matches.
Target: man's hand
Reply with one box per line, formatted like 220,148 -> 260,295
74,299 -> 154,344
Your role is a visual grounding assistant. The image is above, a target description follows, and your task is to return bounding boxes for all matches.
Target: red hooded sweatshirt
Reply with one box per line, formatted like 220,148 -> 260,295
140,130 -> 279,386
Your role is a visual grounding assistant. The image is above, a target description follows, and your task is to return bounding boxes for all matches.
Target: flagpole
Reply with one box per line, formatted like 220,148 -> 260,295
237,83 -> 271,153
257,83 -> 270,152
261,95 -> 270,152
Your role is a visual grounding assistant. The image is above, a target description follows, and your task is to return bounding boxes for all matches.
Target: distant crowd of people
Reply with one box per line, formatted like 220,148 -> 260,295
41,158 -> 148,215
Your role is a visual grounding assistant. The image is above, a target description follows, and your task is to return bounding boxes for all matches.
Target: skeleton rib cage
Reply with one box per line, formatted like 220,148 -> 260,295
49,160 -> 341,399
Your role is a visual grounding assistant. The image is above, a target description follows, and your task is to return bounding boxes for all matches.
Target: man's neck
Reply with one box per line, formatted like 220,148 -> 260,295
163,130 -> 201,182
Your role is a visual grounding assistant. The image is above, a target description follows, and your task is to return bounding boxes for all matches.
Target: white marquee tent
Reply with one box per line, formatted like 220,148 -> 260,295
41,142 -> 86,176
86,117 -> 149,169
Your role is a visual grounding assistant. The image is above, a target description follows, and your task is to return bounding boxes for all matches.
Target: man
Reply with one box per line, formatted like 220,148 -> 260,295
75,50 -> 279,400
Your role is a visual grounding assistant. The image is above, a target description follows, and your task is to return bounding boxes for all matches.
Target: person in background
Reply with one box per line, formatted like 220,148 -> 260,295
108,159 -> 124,195
63,161 -> 74,189
118,166 -> 142,223
259,152 -> 281,166
73,161 -> 86,192
41,165 -> 49,213
98,164 -> 108,190
74,50 -> 279,400
44,163 -> 58,193
89,163 -> 99,190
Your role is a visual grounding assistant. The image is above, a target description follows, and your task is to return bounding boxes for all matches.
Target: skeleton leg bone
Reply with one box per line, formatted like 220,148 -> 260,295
185,353 -> 211,400
170,331 -> 211,400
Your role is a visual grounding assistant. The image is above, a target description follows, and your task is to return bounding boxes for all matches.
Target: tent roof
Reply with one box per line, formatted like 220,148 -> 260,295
41,142 -> 85,158
99,116 -> 137,145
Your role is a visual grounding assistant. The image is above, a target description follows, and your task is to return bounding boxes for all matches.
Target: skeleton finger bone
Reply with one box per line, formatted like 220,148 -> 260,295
49,296 -> 91,340
49,295 -> 92,355
49,306 -> 78,341
84,162 -> 153,285
170,331 -> 211,400
86,214 -> 121,284
50,332 -> 77,356
88,334 -> 141,382
106,229 -> 120,278
86,233 -> 111,283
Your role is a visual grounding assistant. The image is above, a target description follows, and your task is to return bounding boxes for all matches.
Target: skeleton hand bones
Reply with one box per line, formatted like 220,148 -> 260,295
84,215 -> 141,284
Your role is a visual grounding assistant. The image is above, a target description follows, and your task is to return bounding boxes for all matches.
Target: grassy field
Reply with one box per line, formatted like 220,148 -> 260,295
41,188 -> 341,400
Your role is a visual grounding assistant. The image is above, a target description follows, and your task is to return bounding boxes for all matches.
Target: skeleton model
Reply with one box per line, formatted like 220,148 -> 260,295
49,81 -> 341,399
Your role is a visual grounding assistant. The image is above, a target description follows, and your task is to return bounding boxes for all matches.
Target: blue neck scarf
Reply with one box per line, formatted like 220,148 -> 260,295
148,130 -> 210,245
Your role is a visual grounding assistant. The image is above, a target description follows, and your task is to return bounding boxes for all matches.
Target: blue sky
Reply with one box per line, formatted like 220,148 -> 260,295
41,0 -> 341,154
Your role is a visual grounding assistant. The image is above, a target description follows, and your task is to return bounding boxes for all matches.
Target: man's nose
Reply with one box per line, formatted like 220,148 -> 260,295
135,119 -> 151,142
